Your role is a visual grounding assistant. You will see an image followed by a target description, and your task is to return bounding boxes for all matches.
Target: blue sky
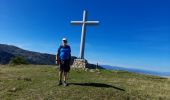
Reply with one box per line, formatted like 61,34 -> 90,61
0,0 -> 169,72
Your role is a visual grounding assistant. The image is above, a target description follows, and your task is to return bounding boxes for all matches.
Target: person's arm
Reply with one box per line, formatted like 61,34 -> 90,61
69,46 -> 71,62
56,52 -> 58,61
56,46 -> 61,65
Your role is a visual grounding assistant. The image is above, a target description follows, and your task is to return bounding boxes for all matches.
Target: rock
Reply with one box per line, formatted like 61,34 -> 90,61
72,59 -> 87,68
8,87 -> 17,92
97,71 -> 101,74
89,69 -> 95,73
95,69 -> 100,72
84,68 -> 89,71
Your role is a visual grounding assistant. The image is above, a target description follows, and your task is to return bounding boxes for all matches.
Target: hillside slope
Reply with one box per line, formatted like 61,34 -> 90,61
0,65 -> 169,100
0,44 -> 76,65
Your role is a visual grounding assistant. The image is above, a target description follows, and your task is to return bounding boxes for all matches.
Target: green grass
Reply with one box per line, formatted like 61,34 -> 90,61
0,65 -> 169,100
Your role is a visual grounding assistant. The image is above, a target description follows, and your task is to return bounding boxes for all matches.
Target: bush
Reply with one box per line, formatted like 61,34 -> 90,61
9,56 -> 28,65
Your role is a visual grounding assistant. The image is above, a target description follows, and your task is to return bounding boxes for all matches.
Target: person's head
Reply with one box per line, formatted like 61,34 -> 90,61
62,38 -> 68,46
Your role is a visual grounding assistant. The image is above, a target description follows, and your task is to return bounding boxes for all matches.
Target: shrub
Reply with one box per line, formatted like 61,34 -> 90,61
9,56 -> 28,65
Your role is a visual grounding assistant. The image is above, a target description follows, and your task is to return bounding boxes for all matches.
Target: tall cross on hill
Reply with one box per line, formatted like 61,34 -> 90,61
71,10 -> 99,59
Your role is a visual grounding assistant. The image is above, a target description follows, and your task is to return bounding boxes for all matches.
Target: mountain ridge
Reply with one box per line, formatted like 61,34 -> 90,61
0,44 -> 76,65
101,65 -> 170,77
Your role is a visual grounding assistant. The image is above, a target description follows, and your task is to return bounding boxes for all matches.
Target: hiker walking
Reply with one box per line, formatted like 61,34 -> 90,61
56,38 -> 71,86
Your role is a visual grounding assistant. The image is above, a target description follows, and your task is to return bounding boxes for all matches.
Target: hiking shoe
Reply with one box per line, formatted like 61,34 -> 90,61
63,81 -> 68,87
58,81 -> 62,86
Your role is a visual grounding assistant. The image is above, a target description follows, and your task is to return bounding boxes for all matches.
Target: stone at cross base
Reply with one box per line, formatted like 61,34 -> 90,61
71,59 -> 87,68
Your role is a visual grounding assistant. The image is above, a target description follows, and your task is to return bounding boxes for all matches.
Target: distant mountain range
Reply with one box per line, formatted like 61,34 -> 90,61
0,44 -> 76,65
101,65 -> 170,77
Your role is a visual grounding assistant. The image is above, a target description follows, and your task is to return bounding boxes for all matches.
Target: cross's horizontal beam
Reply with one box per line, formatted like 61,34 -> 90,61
71,21 -> 83,24
71,21 -> 99,25
86,21 -> 99,24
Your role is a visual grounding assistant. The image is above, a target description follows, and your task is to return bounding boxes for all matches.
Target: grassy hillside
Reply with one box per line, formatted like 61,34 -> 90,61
0,65 -> 169,100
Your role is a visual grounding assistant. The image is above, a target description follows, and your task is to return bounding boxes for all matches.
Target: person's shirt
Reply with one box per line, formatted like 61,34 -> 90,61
57,45 -> 71,60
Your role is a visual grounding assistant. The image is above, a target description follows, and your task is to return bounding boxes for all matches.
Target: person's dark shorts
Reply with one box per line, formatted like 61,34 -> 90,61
59,59 -> 70,72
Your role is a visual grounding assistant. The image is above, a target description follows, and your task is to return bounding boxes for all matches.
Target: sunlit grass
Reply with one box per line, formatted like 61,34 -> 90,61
0,65 -> 169,100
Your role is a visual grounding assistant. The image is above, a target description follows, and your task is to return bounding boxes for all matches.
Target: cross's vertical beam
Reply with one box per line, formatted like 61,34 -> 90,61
80,10 -> 87,59
71,10 -> 99,59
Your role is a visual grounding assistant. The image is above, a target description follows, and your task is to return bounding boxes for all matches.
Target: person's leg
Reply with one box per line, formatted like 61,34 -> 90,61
59,71 -> 63,81
63,72 -> 68,86
58,71 -> 63,85
63,60 -> 70,86
63,72 -> 67,82
58,61 -> 64,85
